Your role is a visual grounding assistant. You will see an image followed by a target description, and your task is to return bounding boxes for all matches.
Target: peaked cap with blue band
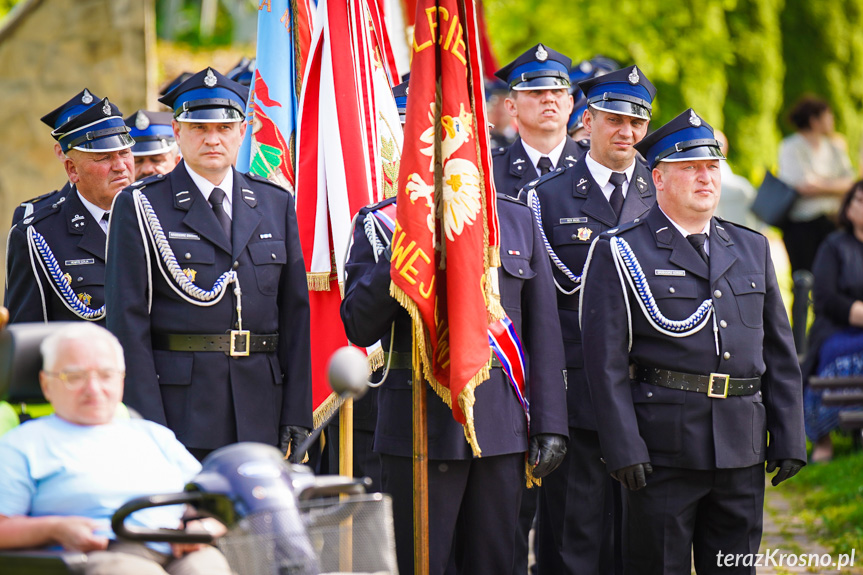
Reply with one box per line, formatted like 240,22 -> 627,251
634,108 -> 725,168
53,97 -> 133,154
226,57 -> 256,87
578,64 -> 657,120
568,92 -> 589,132
494,44 -> 572,91
392,80 -> 408,123
158,67 -> 249,123
40,89 -> 101,130
125,110 -> 176,156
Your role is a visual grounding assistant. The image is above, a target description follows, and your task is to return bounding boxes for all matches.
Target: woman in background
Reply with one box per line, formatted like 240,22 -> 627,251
803,181 -> 863,462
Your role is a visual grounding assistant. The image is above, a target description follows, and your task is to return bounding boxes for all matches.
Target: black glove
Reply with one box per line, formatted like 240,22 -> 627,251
611,462 -> 653,491
279,425 -> 311,464
528,434 -> 568,478
766,459 -> 804,486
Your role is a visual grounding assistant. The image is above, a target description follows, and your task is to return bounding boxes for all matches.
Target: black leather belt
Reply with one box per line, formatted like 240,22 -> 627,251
633,364 -> 760,398
383,351 -> 502,370
152,332 -> 278,357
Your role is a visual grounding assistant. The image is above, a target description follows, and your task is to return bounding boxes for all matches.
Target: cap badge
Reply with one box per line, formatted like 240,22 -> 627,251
102,100 -> 111,116
204,68 -> 218,88
81,89 -> 94,104
628,67 -> 640,85
135,111 -> 150,130
577,227 -> 593,241
535,44 -> 549,62
579,61 -> 593,73
689,109 -> 702,127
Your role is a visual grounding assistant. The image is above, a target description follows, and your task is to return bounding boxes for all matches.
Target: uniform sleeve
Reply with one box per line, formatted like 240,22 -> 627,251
812,236 -> 855,326
760,237 -> 807,462
340,212 -> 402,347
277,193 -> 313,428
580,237 -> 650,472
522,211 -> 568,438
5,225 -> 48,323
0,440 -> 35,517
105,190 -> 168,426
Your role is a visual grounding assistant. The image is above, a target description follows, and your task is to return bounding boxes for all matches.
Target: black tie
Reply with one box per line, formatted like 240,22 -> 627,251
537,156 -> 553,176
101,212 -> 110,224
209,187 -> 232,240
687,233 -> 709,263
608,172 -> 627,218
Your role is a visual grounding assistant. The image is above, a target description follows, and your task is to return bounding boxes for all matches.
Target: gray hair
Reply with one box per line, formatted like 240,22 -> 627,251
40,323 -> 125,372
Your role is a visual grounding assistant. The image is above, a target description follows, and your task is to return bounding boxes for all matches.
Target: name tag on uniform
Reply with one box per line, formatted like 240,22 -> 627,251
559,217 -> 588,224
655,269 -> 686,277
260,233 -> 273,239
169,232 -> 201,240
65,258 -> 95,266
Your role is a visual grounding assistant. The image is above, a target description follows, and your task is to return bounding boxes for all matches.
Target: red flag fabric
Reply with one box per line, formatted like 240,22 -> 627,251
390,0 -> 500,455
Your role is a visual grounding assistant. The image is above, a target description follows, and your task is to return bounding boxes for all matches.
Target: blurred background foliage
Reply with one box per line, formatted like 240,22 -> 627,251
2,0 -> 863,183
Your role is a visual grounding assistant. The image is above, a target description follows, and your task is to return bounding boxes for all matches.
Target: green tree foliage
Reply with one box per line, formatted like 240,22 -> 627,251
484,0 -> 861,183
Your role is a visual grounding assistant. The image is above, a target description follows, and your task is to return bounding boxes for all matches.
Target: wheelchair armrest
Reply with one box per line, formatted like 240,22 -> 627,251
0,548 -> 88,575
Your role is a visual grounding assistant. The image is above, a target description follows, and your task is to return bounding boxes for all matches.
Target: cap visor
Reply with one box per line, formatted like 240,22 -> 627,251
131,138 -> 176,156
589,100 -> 651,120
658,146 -> 726,163
175,108 -> 244,123
512,77 -> 571,91
71,133 -> 135,153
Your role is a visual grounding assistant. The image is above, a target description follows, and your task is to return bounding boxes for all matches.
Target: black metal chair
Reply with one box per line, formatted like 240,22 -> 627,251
0,322 -> 88,575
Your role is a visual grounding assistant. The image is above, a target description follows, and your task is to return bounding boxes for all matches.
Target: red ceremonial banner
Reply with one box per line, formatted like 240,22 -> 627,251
390,0 -> 500,455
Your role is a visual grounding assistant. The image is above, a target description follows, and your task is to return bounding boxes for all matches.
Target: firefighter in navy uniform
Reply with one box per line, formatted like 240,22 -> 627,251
581,109 -> 806,575
9,89 -> 102,227
340,194 -> 569,575
492,44 -> 585,200
125,109 -> 180,180
6,97 -> 134,325
517,64 -> 657,575
105,68 -> 312,462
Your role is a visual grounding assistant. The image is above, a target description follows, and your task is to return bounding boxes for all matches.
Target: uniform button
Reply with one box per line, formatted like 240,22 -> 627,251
184,252 -> 191,260
714,290 -> 722,298
720,320 -> 727,328
751,281 -> 756,288
571,234 -> 578,240
723,351 -> 731,360
646,391 -> 653,398
232,261 -> 239,270
633,218 -> 640,223
271,253 -> 277,260
518,269 -> 524,276
76,276 -> 83,282
668,287 -> 675,294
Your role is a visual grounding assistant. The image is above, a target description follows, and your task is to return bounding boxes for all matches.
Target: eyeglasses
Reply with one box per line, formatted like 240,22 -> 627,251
43,368 -> 125,391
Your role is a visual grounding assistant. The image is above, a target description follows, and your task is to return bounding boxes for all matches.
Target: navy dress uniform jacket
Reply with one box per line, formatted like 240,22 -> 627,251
520,159 -> 654,430
581,207 -> 806,473
6,187 -> 107,325
105,162 -> 312,450
492,136 -> 585,200
340,195 -> 569,460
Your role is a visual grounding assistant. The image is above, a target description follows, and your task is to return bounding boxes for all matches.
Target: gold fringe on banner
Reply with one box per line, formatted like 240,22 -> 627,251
312,391 -> 344,430
367,346 -> 384,372
307,272 -> 332,291
390,281 -> 490,458
525,459 -> 541,488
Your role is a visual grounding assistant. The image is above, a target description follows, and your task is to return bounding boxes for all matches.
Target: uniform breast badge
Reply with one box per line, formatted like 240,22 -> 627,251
182,268 -> 198,282
63,273 -> 72,285
77,292 -> 92,306
577,227 -> 593,241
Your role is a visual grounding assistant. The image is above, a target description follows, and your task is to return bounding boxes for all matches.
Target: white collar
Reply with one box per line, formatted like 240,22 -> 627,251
585,153 -> 636,188
521,138 -> 567,172
659,205 -> 711,238
184,163 -> 233,206
76,190 -> 109,232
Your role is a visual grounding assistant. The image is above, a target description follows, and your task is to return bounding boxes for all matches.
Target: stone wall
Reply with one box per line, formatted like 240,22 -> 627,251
0,0 -> 154,284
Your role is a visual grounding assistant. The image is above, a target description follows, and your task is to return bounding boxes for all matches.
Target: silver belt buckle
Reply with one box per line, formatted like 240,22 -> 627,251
229,330 -> 250,357
707,373 -> 730,398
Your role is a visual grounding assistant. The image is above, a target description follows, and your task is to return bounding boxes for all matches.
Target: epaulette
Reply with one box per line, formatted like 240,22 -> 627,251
713,216 -> 764,237
18,190 -> 60,207
130,173 -> 166,189
496,192 -> 526,207
521,165 -> 567,194
361,196 -> 397,214
603,217 -> 645,237
245,172 -> 291,193
492,146 -> 507,157
17,196 -> 66,227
